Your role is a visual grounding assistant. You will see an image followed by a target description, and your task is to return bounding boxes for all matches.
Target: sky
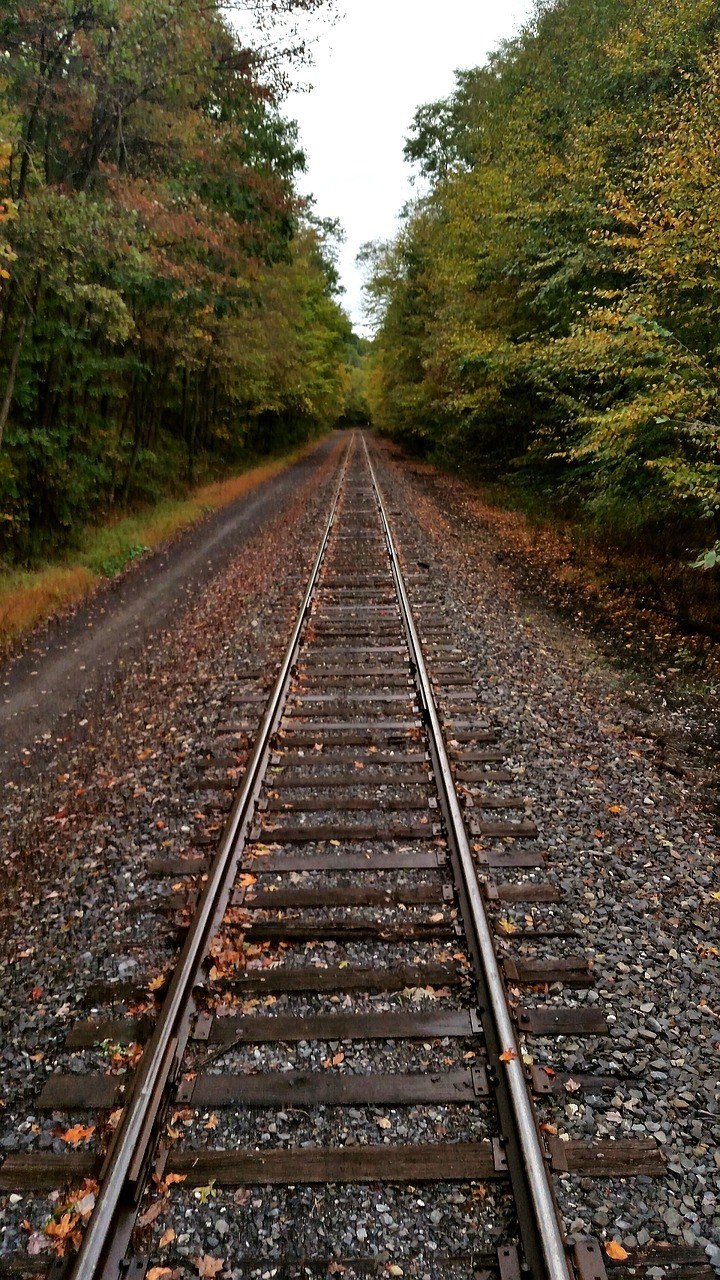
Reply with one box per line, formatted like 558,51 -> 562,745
282,0 -> 538,333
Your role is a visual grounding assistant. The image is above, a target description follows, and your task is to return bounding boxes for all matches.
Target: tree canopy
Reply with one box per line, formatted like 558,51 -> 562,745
0,0 -> 350,562
364,0 -> 720,562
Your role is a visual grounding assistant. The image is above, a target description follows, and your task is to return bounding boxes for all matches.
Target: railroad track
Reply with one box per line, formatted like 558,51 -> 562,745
0,433 -> 710,1280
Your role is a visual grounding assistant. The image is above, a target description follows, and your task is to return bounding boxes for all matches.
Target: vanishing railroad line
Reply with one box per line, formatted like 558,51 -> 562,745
0,433 -> 708,1280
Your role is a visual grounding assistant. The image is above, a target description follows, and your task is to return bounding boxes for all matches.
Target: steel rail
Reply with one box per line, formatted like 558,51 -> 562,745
362,435 -> 573,1280
71,437 -> 353,1280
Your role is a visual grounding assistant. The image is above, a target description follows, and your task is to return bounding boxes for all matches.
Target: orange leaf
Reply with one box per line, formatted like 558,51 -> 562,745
196,1256 -> 224,1278
499,1049 -> 517,1063
159,1228 -> 176,1248
605,1241 -> 629,1261
45,1213 -> 76,1241
138,1200 -> 166,1227
59,1125 -> 95,1147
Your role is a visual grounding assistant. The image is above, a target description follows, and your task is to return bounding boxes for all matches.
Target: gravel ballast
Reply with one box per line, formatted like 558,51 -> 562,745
1,430 -> 718,1277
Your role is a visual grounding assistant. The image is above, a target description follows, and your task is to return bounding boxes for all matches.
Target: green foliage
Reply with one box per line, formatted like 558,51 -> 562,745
90,543 -> 149,578
0,0 -> 348,565
366,0 -> 720,564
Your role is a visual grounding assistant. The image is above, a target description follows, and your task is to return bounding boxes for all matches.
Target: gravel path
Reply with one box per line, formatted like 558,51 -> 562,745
0,436 -> 338,781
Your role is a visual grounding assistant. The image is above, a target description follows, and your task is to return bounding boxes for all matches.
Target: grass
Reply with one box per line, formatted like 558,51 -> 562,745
0,444 -> 316,653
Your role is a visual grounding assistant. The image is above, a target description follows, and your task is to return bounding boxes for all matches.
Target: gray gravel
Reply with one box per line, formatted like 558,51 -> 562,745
3,430 -> 718,1276
371,437 -> 720,1266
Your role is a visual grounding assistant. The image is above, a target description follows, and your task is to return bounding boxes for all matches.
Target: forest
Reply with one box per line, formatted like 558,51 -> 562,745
0,0 -> 348,565
364,0 -> 720,572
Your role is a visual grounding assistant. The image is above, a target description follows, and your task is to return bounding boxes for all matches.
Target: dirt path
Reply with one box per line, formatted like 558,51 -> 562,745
0,436 -> 340,778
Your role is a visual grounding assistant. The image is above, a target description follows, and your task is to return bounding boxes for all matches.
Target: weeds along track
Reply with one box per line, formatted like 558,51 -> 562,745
0,433 -> 710,1280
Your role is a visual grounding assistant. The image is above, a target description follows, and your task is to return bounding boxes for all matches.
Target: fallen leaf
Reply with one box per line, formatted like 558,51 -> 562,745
377,1116 -> 392,1130
499,1049 -> 517,1063
605,1241 -> 629,1261
196,1255 -> 224,1278
237,874 -> 257,888
430,912 -> 444,924
138,1199 -> 167,1227
147,1269 -> 174,1280
497,917 -> 519,935
75,1191 -> 95,1218
159,1228 -> 176,1248
44,1213 -> 78,1249
540,1123 -> 558,1135
165,1173 -> 187,1186
147,974 -> 166,993
204,1113 -> 218,1131
59,1125 -> 95,1147
27,1231 -> 53,1256
564,1078 -> 581,1093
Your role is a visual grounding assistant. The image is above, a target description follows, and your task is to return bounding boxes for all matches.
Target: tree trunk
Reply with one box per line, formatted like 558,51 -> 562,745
0,312 -> 28,450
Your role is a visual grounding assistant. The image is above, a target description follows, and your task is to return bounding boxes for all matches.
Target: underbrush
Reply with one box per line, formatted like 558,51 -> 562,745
0,442 -> 318,653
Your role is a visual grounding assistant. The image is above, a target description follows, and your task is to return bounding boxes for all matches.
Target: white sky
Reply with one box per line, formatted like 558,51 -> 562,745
283,0 -> 537,332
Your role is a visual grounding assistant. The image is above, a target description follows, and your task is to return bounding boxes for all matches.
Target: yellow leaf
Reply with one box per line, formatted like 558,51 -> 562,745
204,1113 -> 218,1131
377,1116 -> 392,1129
497,917 -> 519,935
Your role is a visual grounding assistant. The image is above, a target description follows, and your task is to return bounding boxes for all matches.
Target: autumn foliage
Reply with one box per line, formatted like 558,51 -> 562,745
364,0 -> 720,568
0,0 -> 347,562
